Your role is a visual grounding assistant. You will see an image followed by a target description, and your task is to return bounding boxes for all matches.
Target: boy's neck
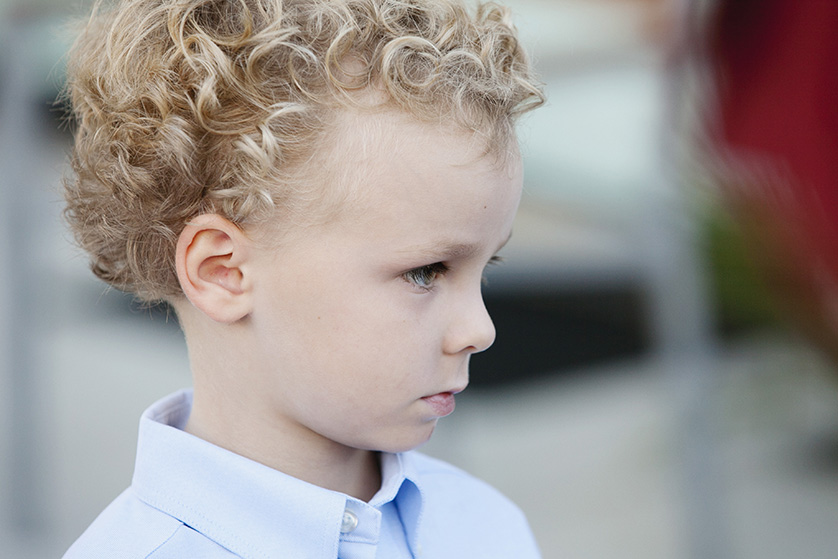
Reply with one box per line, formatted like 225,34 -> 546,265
184,386 -> 383,502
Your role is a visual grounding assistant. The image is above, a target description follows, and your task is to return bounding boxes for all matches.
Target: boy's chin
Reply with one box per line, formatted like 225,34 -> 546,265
363,422 -> 439,455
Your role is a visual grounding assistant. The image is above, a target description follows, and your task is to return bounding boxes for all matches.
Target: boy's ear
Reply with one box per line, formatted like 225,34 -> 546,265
176,214 -> 254,323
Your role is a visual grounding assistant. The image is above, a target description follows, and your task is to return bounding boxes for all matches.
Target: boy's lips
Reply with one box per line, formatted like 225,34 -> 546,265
421,389 -> 462,417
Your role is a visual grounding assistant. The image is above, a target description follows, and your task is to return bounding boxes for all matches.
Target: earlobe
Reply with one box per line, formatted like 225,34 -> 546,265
176,214 -> 253,323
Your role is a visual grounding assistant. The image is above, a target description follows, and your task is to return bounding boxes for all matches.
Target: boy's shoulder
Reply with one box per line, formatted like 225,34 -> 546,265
64,451 -> 539,559
407,451 -> 541,557
62,488 -> 235,559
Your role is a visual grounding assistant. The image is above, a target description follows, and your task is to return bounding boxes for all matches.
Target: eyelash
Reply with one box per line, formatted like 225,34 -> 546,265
402,256 -> 504,292
403,262 -> 449,291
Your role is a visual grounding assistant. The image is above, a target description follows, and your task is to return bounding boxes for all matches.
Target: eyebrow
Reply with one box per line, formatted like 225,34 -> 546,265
399,231 -> 513,261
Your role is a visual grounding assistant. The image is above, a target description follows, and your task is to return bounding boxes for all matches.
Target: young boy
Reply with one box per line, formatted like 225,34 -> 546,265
62,0 -> 544,557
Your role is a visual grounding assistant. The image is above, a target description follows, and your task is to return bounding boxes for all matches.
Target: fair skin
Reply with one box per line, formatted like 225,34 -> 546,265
173,110 -> 523,502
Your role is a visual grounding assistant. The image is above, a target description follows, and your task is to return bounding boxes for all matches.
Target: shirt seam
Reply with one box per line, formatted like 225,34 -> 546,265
144,523 -> 184,558
136,486 -> 257,559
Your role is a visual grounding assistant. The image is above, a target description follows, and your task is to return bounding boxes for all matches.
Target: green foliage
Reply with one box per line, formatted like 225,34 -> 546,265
702,206 -> 782,335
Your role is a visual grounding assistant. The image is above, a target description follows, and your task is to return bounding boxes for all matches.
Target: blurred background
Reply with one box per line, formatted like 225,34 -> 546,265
3,0 -> 838,557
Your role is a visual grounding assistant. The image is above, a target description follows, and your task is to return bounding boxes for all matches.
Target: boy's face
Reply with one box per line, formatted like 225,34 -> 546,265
247,112 -> 522,455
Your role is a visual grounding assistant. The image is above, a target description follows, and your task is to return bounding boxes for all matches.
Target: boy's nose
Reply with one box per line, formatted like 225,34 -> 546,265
443,291 -> 496,355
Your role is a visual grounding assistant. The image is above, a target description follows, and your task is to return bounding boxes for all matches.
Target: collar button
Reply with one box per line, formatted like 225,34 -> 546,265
340,509 -> 359,534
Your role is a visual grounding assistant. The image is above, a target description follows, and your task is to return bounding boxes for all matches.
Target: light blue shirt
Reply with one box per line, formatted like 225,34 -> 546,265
64,389 -> 541,558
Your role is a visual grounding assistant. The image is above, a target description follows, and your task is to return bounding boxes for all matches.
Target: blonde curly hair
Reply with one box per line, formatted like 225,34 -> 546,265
63,0 -> 544,302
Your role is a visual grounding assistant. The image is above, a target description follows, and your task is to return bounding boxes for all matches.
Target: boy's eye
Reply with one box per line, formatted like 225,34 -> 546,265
403,262 -> 448,290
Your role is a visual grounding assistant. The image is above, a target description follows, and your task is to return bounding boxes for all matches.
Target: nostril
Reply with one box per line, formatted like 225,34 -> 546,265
464,301 -> 496,355
473,313 -> 496,354
443,292 -> 497,355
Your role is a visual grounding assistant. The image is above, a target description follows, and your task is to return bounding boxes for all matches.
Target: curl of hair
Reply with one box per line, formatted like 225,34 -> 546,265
62,0 -> 545,301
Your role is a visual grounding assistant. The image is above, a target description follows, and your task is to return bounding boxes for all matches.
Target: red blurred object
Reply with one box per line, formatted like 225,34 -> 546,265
711,0 -> 838,280
709,0 -> 838,351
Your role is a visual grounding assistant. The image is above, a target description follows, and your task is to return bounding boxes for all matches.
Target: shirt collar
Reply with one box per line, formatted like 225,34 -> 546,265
376,451 -> 425,556
131,389 -> 425,559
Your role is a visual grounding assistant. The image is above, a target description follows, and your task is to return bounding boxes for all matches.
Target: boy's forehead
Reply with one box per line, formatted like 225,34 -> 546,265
254,106 -> 519,243
324,109 -> 521,226
328,107 -> 513,170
